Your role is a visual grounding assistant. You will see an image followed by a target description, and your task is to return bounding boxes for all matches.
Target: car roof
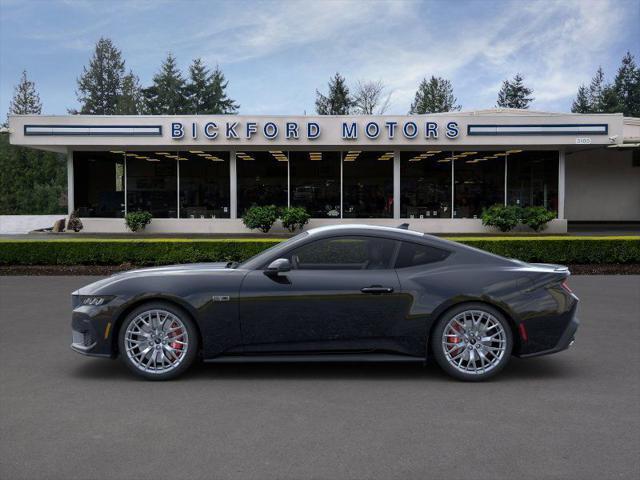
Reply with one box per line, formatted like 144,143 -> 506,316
307,224 -> 425,238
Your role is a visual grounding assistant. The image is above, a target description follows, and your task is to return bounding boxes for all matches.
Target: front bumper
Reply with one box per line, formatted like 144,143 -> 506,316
70,307 -> 115,358
518,315 -> 579,358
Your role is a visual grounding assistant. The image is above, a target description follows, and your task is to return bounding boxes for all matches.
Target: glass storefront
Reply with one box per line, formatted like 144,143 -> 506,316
343,150 -> 394,218
236,150 -> 288,215
73,149 -> 560,221
401,151 -> 452,218
73,151 -> 125,217
126,152 -> 177,218
179,151 -> 230,218
507,150 -> 558,212
290,151 -> 341,218
453,151 -> 505,218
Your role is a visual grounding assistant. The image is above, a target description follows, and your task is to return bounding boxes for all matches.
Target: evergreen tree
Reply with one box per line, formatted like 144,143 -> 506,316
613,51 -> 640,117
144,53 -> 188,114
75,37 -> 126,114
116,71 -> 144,115
587,67 -> 607,112
315,73 -> 353,115
185,59 -> 239,114
409,76 -> 460,114
571,85 -> 591,113
8,70 -> 42,117
496,74 -> 534,109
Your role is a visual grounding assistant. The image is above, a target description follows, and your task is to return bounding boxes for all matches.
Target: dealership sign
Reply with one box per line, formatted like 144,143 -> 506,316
170,120 -> 461,141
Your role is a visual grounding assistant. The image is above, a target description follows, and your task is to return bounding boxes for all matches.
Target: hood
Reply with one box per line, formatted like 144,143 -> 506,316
73,262 -> 234,295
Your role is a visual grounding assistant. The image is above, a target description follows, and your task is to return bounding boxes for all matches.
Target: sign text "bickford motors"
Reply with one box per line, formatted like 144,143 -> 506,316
171,120 -> 460,141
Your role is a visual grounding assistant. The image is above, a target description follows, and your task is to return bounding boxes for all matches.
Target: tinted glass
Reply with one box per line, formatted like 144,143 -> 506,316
343,151 -> 394,218
288,236 -> 397,270
178,151 -> 230,218
289,151 -> 341,218
73,151 -> 125,218
237,150 -> 288,215
126,152 -> 177,218
507,150 -> 558,212
395,241 -> 449,268
401,150 -> 452,218
454,151 -> 505,218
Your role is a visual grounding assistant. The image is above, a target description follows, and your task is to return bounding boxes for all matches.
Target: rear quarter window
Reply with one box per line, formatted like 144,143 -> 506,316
395,241 -> 450,268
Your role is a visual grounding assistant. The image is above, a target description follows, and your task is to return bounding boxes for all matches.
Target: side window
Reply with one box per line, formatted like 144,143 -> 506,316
395,241 -> 449,268
288,236 -> 397,270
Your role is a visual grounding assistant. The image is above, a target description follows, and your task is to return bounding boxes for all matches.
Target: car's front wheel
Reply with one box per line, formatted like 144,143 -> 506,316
431,303 -> 513,381
118,302 -> 198,380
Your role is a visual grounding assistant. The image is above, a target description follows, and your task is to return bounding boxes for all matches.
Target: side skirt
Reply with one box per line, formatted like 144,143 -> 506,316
204,353 -> 425,364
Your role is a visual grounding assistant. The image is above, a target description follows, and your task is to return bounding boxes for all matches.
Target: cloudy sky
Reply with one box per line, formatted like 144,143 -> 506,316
1,0 -> 638,117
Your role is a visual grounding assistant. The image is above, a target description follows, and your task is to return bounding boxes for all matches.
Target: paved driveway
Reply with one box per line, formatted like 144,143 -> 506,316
0,275 -> 638,480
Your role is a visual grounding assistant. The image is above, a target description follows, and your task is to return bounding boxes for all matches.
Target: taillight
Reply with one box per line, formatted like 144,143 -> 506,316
561,279 -> 573,294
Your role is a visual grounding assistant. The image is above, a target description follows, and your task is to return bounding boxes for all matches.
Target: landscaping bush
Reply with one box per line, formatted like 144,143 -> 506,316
66,210 -> 83,232
242,205 -> 279,233
0,237 -> 637,266
481,205 -> 520,232
521,206 -> 556,232
125,211 -> 153,232
281,207 -> 310,232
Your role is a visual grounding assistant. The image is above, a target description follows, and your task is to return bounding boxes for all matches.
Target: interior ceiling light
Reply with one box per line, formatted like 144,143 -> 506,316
427,150 -> 442,154
110,150 -> 125,154
135,156 -> 148,159
146,158 -> 160,162
507,150 -> 523,154
437,159 -> 451,163
189,150 -> 204,154
495,153 -> 507,156
125,153 -> 137,157
155,152 -> 170,155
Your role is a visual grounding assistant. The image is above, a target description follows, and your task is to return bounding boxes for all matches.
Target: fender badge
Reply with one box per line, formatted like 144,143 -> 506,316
212,295 -> 230,302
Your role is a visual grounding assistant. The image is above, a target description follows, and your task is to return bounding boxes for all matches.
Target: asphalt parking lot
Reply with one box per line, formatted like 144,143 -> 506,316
1,275 -> 638,480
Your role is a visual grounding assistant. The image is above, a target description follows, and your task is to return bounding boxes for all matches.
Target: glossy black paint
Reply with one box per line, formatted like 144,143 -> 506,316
71,226 -> 579,362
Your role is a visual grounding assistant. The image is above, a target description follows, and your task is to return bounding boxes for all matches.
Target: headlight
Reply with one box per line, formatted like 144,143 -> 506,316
77,295 -> 114,307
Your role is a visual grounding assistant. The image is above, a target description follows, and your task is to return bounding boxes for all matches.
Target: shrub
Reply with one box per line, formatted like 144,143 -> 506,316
242,205 -> 279,233
281,207 -> 310,232
481,205 -> 520,232
125,211 -> 153,232
521,206 -> 556,232
66,210 -> 83,232
0,237 -> 637,266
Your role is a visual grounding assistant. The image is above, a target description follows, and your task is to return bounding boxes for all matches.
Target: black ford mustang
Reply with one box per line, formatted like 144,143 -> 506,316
71,225 -> 579,381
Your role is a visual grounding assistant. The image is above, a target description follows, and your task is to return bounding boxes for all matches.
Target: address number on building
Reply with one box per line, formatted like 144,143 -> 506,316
576,137 -> 592,144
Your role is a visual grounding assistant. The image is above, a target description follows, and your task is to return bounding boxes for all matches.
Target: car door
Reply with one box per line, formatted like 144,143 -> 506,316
238,235 -> 411,354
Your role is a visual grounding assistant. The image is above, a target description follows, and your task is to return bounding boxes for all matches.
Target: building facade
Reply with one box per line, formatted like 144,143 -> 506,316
8,110 -> 640,233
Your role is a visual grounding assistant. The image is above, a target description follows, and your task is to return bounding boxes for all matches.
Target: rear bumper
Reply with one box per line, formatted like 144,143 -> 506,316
518,315 -> 579,358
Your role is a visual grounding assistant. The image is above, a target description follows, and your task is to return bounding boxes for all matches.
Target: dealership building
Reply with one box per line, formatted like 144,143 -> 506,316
7,109 -> 640,233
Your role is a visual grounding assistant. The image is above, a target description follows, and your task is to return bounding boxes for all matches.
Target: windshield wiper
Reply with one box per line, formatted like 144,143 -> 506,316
225,261 -> 239,269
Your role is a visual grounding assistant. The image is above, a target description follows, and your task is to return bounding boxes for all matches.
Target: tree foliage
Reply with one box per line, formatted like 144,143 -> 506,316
315,73 -> 354,115
353,80 -> 391,114
186,59 -> 239,114
8,70 -> 42,118
409,76 -> 460,114
75,37 -> 129,114
116,71 -> 145,115
496,74 -> 534,109
143,53 -> 188,114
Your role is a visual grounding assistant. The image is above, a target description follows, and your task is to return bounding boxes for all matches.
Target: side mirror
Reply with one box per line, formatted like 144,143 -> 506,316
265,258 -> 291,275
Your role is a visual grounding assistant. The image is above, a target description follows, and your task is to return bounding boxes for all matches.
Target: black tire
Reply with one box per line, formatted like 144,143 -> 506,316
430,303 -> 513,381
118,301 -> 199,380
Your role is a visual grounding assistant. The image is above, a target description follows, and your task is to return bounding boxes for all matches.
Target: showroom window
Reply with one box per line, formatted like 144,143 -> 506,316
289,151 -> 341,218
237,150 -> 288,215
401,151 -> 452,218
178,151 -> 230,218
126,152 -> 177,218
507,150 -> 558,212
453,151 -> 505,218
73,151 -> 125,218
343,151 -> 394,218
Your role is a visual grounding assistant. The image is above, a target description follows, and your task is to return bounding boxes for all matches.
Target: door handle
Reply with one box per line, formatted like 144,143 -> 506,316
361,286 -> 394,294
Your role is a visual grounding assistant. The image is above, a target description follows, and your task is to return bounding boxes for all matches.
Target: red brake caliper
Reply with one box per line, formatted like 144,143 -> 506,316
168,321 -> 184,353
446,322 -> 462,356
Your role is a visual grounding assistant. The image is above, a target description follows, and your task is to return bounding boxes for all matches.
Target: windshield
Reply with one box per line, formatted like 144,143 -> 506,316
238,231 -> 309,270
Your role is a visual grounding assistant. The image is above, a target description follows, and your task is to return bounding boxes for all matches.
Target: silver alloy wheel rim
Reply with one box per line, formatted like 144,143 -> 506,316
124,309 -> 189,374
441,309 -> 507,375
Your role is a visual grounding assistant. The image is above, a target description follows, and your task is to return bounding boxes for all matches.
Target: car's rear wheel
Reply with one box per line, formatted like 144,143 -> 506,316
118,302 -> 198,380
431,303 -> 513,381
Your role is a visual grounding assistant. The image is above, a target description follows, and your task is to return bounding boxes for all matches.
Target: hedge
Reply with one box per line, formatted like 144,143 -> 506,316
0,236 -> 638,266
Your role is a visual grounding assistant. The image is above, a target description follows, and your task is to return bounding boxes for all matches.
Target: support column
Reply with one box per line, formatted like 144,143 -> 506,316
66,149 -> 74,216
558,149 -> 566,219
230,150 -> 237,219
393,150 -> 400,219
